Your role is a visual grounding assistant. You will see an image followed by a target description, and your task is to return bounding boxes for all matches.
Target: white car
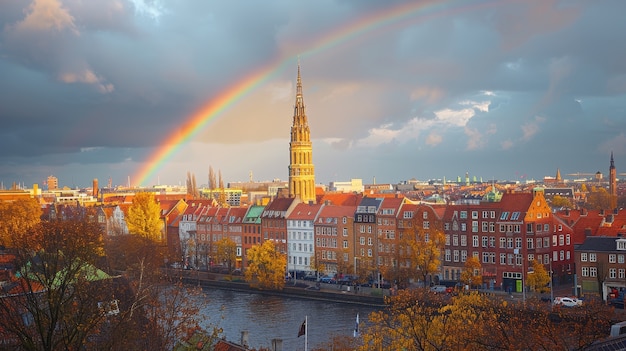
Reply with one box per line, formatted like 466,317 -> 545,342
554,296 -> 582,307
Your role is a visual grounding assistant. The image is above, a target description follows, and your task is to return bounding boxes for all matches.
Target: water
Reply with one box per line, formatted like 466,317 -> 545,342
193,288 -> 381,350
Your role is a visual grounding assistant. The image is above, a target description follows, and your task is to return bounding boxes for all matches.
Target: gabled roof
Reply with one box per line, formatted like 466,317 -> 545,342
318,193 -> 363,206
288,203 -> 324,221
317,204 -> 357,220
243,205 -> 265,224
378,197 -> 404,215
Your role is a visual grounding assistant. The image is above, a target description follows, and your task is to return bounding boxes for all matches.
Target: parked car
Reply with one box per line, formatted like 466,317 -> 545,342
430,285 -> 448,294
319,275 -> 336,284
554,296 -> 582,307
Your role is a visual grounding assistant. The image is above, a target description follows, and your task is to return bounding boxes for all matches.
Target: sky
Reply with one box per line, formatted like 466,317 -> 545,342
1,0 -> 626,189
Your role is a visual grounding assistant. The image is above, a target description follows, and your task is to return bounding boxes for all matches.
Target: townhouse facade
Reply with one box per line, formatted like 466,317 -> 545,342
353,197 -> 383,279
575,236 -> 626,299
241,205 -> 264,268
313,204 -> 356,276
260,197 -> 299,254
286,202 -> 323,275
442,188 -> 574,291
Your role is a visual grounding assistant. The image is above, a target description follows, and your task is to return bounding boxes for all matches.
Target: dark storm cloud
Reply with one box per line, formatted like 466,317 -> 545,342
1,0 -> 626,187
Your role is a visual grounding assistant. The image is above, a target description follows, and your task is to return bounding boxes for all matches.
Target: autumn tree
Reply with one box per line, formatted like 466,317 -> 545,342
0,218 -> 116,351
585,187 -> 612,210
127,192 -> 163,241
526,259 -> 551,293
550,195 -> 572,209
359,289 -> 616,351
215,238 -> 237,272
400,227 -> 445,286
0,198 -> 41,246
208,166 -> 217,190
245,240 -> 286,290
460,256 -> 482,289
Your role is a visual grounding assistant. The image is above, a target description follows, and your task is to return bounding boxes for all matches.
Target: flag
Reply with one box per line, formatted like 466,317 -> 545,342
353,313 -> 359,337
298,319 -> 306,337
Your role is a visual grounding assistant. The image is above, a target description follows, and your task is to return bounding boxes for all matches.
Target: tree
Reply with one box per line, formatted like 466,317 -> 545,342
0,218 -> 115,351
400,227 -> 445,286
460,256 -> 482,289
186,171 -> 199,198
526,259 -> 551,293
550,195 -> 572,209
0,198 -> 41,246
208,166 -> 217,190
585,187 -> 612,210
126,192 -> 162,241
215,238 -> 237,272
245,240 -> 286,290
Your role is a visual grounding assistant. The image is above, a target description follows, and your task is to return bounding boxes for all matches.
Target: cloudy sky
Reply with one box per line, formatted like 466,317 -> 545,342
1,0 -> 626,189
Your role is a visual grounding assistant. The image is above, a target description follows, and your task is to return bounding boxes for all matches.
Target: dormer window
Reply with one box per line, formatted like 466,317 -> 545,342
617,239 -> 626,251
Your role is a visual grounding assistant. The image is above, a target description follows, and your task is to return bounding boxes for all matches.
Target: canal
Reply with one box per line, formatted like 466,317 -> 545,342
192,287 -> 382,350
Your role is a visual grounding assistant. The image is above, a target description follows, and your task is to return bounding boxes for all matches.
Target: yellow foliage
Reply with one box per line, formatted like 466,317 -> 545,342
0,198 -> 41,246
526,259 -> 551,293
127,192 -> 162,241
245,240 -> 286,290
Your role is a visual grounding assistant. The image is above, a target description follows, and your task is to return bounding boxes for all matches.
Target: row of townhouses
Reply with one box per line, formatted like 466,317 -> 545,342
70,184 -> 626,301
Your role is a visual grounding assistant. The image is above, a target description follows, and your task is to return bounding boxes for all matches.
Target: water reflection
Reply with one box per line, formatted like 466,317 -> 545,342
195,288 -> 381,350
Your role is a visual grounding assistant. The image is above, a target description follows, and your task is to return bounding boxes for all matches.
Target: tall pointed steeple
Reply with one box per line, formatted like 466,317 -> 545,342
610,151 -> 617,208
288,62 -> 316,204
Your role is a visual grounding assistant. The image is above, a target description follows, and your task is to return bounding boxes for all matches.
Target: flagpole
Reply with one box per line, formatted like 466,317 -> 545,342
305,315 -> 308,351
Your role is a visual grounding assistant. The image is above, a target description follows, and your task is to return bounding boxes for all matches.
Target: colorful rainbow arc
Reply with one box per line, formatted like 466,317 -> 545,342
134,0 -> 499,187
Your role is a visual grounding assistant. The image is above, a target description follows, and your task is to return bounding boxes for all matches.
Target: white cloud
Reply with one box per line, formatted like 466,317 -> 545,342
13,0 -> 78,34
59,69 -> 114,93
128,0 -> 166,21
434,107 -> 475,127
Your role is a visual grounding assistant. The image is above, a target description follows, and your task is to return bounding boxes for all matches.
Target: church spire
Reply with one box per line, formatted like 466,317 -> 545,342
288,62 -> 316,204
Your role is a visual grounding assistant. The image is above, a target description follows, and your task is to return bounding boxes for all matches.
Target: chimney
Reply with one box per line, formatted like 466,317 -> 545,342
241,331 -> 249,348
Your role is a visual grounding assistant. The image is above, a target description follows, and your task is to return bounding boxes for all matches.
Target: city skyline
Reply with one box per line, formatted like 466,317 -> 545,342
2,1 -> 626,188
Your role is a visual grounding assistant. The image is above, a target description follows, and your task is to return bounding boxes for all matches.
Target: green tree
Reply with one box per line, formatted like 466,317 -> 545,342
0,198 -> 41,246
245,240 -> 286,290
460,256 -> 482,289
127,192 -> 162,241
526,259 -> 551,293
215,238 -> 237,272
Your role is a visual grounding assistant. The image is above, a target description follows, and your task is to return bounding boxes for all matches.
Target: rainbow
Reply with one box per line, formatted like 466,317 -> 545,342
134,0 -> 502,186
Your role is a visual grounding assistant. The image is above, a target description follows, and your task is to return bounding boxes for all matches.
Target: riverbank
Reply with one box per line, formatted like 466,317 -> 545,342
164,268 -> 387,307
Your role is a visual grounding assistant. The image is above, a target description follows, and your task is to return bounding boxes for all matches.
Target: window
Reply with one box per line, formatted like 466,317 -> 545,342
472,221 -> 479,232
445,249 -> 451,261
515,237 -> 522,249
610,268 -> 617,279
423,221 -> 430,229
473,235 -> 479,247
482,222 -> 489,232
423,211 -> 428,219
620,269 -> 625,279
360,237 -> 365,245
590,253 -> 597,262
527,238 -> 534,249
544,224 -> 550,232
454,250 -> 460,262
453,235 -> 459,246
368,238 -> 373,246
511,212 -> 520,220
472,211 -> 478,219
445,234 -> 450,245
566,234 -> 570,245
461,250 -> 467,262
527,223 -> 533,233
461,223 -> 467,232
500,212 -> 509,220
582,267 -> 589,277
610,254 -> 617,263
482,252 -> 489,263
553,235 -> 557,246
489,236 -> 495,248
619,254 -> 625,264
461,235 -> 467,246
482,236 -> 488,248
543,237 -> 549,248
500,253 -> 506,265
507,238 -> 513,249
590,267 -> 597,277
460,211 -> 467,219
536,238 -> 542,249
499,237 -> 506,248
482,211 -> 488,218
343,240 -> 348,249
